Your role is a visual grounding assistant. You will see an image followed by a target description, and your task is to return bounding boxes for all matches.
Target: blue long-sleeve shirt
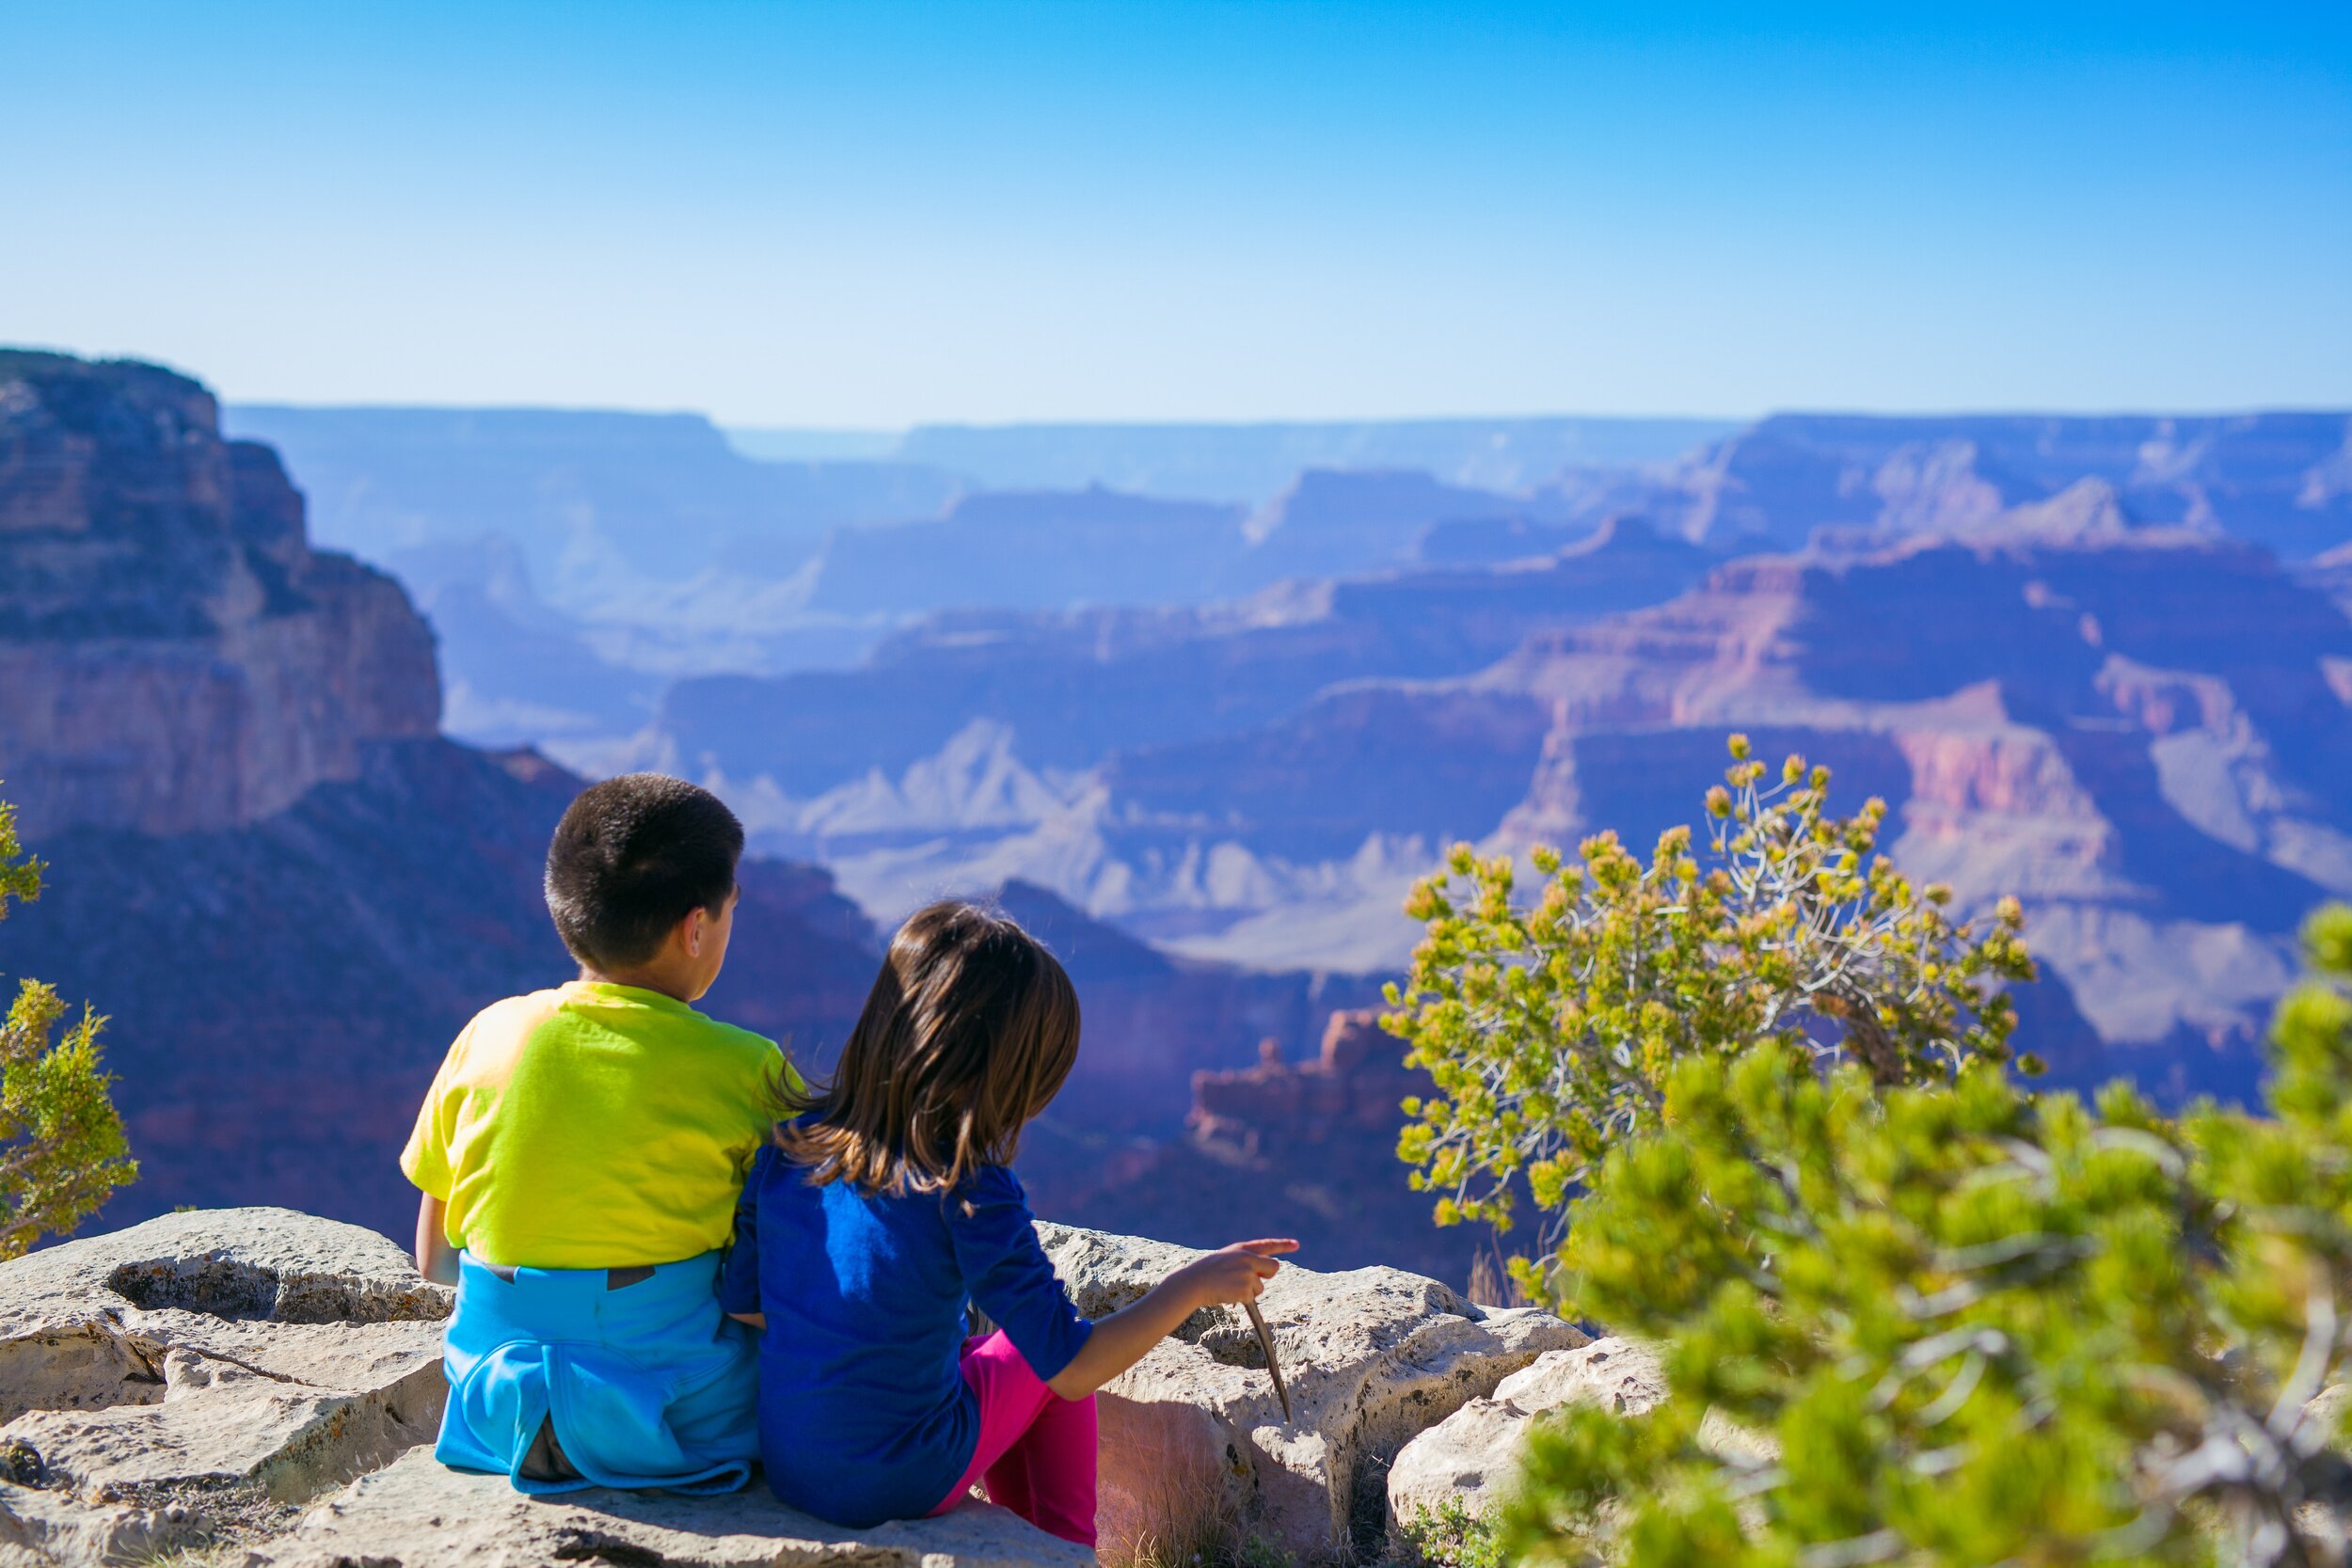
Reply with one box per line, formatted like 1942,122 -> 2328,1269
720,1140 -> 1092,1526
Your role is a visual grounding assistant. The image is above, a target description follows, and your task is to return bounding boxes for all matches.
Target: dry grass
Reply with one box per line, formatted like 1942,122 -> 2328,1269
1465,1247 -> 1533,1310
124,1541 -> 254,1568
1118,1519 -> 1299,1568
1102,1454 -> 1302,1568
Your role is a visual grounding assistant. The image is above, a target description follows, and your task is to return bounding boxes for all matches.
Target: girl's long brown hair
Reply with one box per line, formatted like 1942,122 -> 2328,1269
776,900 -> 1080,1196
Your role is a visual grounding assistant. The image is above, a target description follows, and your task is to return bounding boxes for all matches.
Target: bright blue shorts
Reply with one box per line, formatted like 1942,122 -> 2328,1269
436,1250 -> 758,1494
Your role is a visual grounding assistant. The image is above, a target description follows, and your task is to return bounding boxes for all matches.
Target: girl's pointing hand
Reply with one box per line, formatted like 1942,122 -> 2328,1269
1178,1238 -> 1299,1307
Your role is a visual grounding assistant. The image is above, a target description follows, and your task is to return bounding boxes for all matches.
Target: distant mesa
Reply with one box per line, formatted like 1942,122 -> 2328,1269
1579,412 -> 2352,560
874,415 -> 1742,505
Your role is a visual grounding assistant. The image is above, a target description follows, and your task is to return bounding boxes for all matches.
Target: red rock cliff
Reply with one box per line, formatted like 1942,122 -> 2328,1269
0,352 -> 438,835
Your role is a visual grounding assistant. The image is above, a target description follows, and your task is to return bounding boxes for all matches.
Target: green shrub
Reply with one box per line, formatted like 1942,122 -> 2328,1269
0,791 -> 135,1258
1498,904 -> 2352,1566
1396,1497 -> 1504,1568
1386,736 -> 2034,1295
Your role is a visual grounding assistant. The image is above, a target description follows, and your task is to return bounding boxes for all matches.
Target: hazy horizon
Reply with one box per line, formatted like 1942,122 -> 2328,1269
211,399 -> 2352,435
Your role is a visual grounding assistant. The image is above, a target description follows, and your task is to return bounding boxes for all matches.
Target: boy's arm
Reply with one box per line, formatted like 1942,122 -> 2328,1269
719,1140 -> 769,1332
414,1194 -> 461,1285
401,1019 -> 470,1289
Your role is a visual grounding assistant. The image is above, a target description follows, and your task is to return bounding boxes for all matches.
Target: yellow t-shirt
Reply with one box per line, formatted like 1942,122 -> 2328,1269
399,981 -> 799,1270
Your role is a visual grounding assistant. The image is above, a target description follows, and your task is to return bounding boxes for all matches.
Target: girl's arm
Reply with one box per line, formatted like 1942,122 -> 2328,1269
1046,1239 -> 1296,1400
413,1193 -> 461,1286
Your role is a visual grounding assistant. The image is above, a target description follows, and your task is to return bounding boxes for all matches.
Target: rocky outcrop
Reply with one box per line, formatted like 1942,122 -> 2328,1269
1041,1223 -> 1586,1560
0,1209 -> 1589,1566
0,352 -> 438,838
1382,1338 -> 1775,1543
1188,1010 -> 1427,1152
1385,1339 -> 1668,1528
0,1208 -> 450,1564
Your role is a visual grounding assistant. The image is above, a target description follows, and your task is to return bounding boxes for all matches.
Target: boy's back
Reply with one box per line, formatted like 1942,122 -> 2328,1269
405,980 -> 785,1269
406,772 -> 783,1495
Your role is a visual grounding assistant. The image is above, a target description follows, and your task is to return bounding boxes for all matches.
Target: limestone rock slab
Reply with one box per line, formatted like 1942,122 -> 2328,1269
245,1445 -> 1094,1568
1383,1336 -> 1781,1539
0,1481 -> 208,1568
1038,1223 -> 1586,1561
0,1207 -> 449,1542
0,1207 -> 450,1347
1384,1338 -> 1666,1529
8,1347 -> 441,1506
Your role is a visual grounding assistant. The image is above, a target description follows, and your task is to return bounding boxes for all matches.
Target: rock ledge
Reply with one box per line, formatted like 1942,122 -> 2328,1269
0,1209 -> 1588,1565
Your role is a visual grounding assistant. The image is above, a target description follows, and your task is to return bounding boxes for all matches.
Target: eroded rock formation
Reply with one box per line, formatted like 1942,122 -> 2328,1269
1041,1223 -> 1583,1560
1020,1010 -> 1500,1289
0,351 -> 882,1241
0,352 -> 438,838
0,1208 -> 1586,1566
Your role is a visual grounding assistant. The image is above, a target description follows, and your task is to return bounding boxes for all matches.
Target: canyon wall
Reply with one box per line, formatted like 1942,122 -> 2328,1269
0,354 -> 1401,1246
0,355 -> 881,1237
0,352 -> 438,838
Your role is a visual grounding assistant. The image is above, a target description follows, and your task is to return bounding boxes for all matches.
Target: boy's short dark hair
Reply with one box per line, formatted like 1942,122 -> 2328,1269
545,774 -> 744,971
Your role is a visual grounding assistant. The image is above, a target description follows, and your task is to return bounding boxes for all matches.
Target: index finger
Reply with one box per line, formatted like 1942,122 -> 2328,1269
1233,1239 -> 1299,1257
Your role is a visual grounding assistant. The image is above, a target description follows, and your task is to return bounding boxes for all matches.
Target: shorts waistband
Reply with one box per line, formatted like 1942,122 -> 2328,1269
473,1260 -> 658,1291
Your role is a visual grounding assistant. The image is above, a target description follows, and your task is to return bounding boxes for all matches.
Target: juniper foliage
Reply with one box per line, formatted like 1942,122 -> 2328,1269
1386,736 -> 2035,1291
0,792 -> 135,1259
1501,904 -> 2352,1568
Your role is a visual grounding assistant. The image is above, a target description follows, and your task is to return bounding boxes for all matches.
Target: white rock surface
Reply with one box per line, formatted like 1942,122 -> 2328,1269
1385,1338 -> 1668,1529
0,1481 -> 209,1568
0,1208 -> 1593,1566
246,1444 -> 1097,1568
0,1207 -> 449,1560
1040,1224 -> 1588,1561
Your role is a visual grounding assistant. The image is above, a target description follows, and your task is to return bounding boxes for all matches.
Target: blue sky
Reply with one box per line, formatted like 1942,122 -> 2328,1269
4,2 -> 2347,425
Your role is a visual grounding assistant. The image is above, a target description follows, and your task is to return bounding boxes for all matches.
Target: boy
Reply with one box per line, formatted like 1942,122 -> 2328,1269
401,773 -> 795,1494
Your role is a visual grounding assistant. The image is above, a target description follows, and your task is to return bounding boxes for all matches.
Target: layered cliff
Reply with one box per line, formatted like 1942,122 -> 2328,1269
0,352 -> 1406,1246
0,354 -> 883,1237
638,492 -> 2352,1095
0,353 -> 437,837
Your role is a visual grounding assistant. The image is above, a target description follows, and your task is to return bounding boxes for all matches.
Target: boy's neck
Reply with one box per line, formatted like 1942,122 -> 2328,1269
578,963 -> 697,1005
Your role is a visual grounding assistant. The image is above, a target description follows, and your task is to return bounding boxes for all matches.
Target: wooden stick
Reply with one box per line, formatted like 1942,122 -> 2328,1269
1243,1297 -> 1292,1422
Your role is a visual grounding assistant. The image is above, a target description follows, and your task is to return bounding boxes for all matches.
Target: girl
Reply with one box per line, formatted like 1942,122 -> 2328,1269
722,901 -> 1294,1546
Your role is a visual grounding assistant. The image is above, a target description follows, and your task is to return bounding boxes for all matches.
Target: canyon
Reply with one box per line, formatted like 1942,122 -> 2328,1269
639,492 -> 2352,1098
0,354 -> 1393,1262
8,348 -> 2351,1288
